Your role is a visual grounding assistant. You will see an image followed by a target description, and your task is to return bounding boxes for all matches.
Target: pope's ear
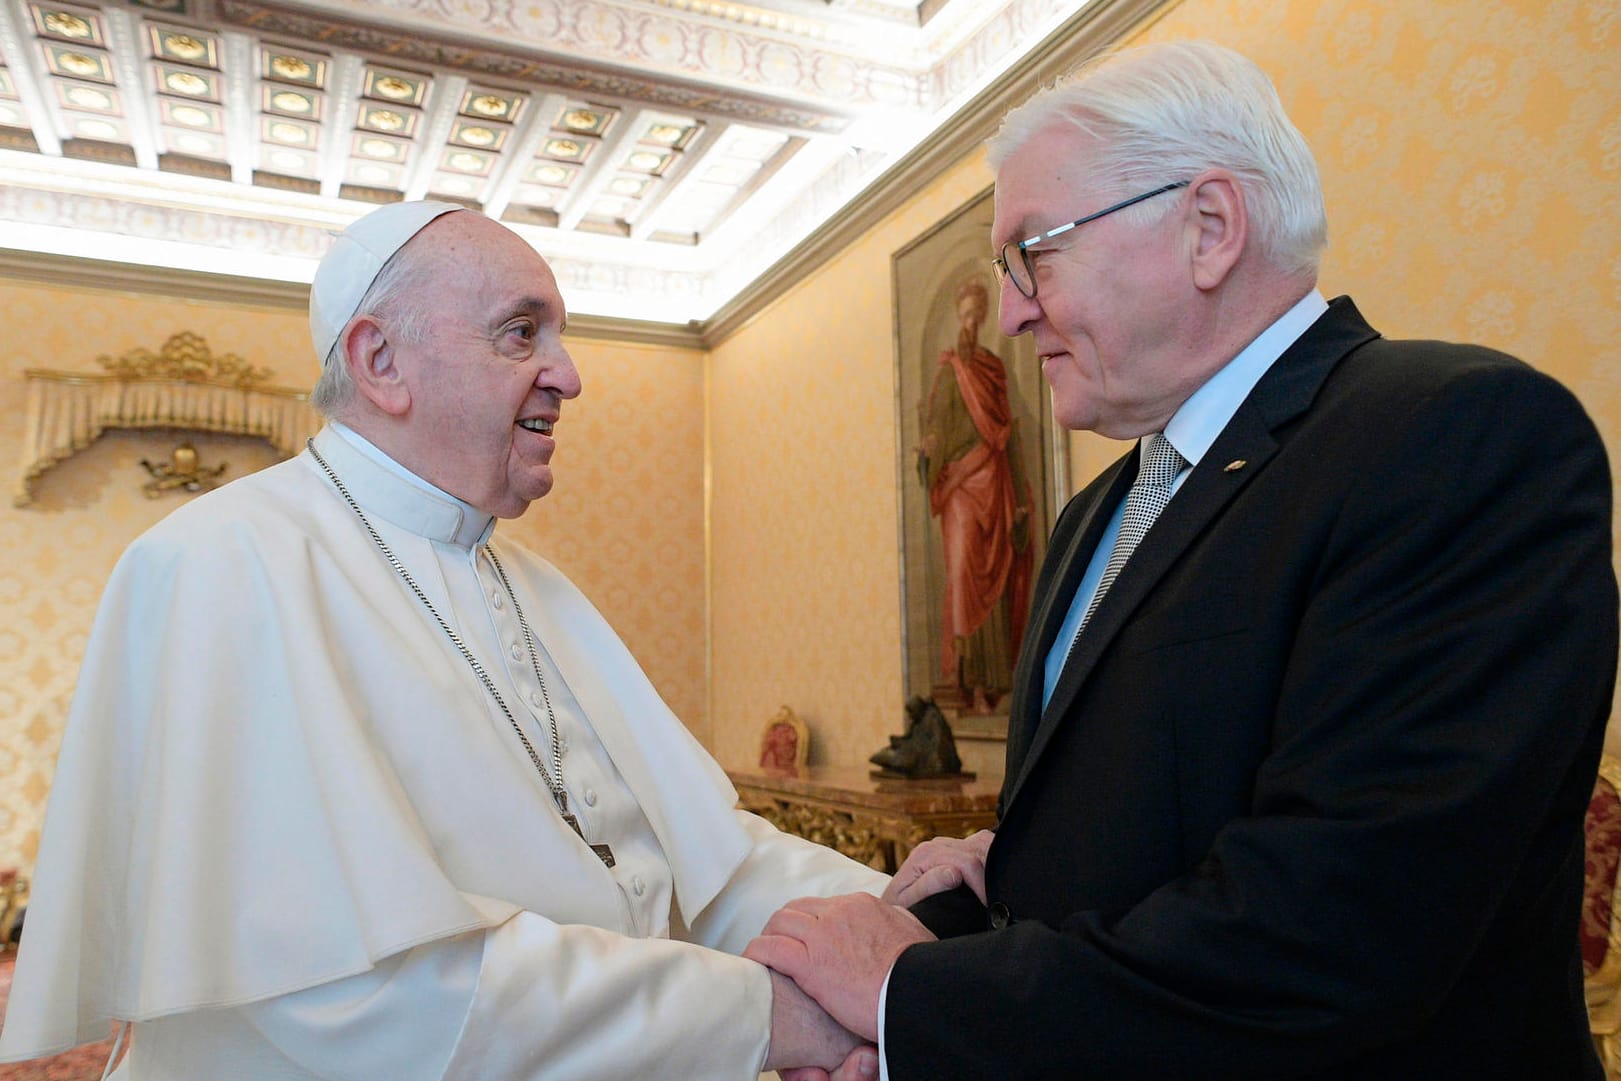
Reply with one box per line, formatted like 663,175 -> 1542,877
341,315 -> 411,416
1186,171 -> 1247,292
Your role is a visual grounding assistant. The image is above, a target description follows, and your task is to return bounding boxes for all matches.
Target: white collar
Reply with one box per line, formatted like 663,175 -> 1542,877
315,424 -> 495,549
1163,289 -> 1329,467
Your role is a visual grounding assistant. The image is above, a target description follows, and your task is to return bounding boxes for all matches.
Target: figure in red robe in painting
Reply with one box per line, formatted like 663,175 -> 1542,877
917,279 -> 1034,715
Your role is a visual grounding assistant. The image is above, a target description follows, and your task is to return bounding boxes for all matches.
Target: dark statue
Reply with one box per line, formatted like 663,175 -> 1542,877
870,696 -> 966,779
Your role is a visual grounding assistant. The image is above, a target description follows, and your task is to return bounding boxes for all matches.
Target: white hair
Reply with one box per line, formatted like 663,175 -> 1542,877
309,232 -> 439,417
987,40 -> 1327,277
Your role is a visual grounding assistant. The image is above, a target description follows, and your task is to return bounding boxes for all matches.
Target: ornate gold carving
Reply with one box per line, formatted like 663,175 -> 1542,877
270,90 -> 313,114
169,105 -> 212,129
15,332 -> 317,507
141,442 -> 228,497
628,150 -> 668,173
57,52 -> 101,77
367,109 -> 405,132
270,55 -> 312,81
358,138 -> 403,161
374,76 -> 413,100
468,94 -> 511,118
96,331 -> 273,388
65,86 -> 113,111
563,109 -> 604,132
164,34 -> 208,61
0,869 -> 28,951
165,70 -> 209,95
731,766 -> 1000,873
742,797 -> 890,869
43,12 -> 93,38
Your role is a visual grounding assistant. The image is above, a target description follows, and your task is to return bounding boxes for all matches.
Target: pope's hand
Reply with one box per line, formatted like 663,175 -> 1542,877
882,829 -> 993,907
746,894 -> 937,1043
778,1046 -> 879,1081
763,968 -> 869,1076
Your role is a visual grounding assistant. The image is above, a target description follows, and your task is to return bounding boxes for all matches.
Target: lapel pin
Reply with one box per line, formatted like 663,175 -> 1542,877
1223,459 -> 1247,473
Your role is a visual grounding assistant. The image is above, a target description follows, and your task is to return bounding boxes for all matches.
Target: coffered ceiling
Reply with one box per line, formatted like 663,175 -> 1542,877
0,0 -> 1152,328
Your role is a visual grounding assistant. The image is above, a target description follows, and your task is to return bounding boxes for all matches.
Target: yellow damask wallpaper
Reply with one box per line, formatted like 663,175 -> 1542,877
708,0 -> 1621,771
708,156 -> 1002,776
2,0 -> 1617,868
0,279 -> 705,869
519,336 -> 709,746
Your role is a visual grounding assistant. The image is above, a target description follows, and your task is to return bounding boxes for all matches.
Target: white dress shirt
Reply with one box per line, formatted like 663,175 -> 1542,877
878,289 -> 1329,1080
1042,289 -> 1330,705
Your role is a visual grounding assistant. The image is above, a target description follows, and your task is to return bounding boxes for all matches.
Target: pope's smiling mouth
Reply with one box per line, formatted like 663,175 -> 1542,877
516,418 -> 553,434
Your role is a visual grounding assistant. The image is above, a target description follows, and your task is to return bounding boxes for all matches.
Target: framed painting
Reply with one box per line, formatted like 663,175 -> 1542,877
894,186 -> 1068,742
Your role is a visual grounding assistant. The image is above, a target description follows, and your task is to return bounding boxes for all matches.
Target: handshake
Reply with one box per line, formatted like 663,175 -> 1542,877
749,830 -> 994,1080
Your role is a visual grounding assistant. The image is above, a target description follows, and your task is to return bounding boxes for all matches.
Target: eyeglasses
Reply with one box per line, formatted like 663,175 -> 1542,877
992,181 -> 1190,299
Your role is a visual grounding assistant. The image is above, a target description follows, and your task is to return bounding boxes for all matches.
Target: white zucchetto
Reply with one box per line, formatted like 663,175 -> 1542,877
309,200 -> 462,365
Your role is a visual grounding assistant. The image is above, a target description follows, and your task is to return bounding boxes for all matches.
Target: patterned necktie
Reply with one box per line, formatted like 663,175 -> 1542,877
1075,432 -> 1185,640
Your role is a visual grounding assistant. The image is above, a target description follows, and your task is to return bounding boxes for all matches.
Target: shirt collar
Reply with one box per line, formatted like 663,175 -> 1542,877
315,423 -> 495,549
1162,289 -> 1328,467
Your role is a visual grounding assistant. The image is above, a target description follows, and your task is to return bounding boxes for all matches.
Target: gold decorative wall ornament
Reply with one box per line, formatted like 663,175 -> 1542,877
729,765 -> 1001,873
141,443 -> 228,497
14,332 -> 319,507
94,331 -> 274,387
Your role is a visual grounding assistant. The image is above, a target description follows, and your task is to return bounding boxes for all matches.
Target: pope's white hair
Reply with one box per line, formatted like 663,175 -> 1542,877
310,228 -> 442,417
987,40 -> 1327,278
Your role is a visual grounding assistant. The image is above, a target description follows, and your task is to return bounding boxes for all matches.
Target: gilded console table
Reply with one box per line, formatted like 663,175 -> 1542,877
727,765 -> 1001,872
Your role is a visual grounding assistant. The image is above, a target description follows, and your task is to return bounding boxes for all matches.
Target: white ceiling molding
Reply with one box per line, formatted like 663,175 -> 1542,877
0,0 -> 1171,334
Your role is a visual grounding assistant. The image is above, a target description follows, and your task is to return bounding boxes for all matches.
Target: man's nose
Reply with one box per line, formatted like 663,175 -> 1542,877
998,277 -> 1040,339
543,346 -> 582,400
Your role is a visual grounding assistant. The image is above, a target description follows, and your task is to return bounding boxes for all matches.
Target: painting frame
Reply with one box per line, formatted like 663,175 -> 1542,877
893,185 -> 1068,743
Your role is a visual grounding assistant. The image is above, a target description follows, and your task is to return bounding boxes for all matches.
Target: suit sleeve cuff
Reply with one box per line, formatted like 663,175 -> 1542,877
877,961 -> 894,1081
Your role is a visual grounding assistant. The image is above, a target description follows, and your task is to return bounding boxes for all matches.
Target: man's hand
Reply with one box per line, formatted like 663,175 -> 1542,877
746,894 -> 937,1042
764,968 -> 873,1077
779,1047 -> 879,1081
882,829 -> 993,907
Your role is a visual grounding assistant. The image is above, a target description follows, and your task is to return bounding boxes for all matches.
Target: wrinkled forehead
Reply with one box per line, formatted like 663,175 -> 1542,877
991,123 -> 1106,245
418,214 -> 566,313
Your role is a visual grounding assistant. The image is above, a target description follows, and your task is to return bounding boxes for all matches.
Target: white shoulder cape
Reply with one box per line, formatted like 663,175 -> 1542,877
0,434 -> 752,1059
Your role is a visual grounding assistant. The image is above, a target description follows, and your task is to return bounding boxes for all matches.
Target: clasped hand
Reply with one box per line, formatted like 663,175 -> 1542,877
752,831 -> 993,1079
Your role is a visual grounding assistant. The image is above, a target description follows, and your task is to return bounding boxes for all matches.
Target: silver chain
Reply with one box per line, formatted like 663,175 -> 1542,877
306,440 -> 567,806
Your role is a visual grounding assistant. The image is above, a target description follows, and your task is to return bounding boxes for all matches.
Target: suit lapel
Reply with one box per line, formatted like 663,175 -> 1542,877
1002,296 -> 1381,814
1004,455 -> 1134,780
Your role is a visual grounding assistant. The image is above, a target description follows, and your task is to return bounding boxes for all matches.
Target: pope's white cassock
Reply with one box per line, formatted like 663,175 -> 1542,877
0,423 -> 887,1079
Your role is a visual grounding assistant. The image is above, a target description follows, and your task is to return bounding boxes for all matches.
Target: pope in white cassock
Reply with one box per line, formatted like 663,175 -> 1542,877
0,203 -> 975,1080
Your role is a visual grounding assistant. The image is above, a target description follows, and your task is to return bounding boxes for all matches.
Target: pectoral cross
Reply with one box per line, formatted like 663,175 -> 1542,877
558,795 -> 615,867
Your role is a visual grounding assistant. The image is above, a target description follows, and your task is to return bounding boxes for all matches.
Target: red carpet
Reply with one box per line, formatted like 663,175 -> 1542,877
0,954 -> 121,1081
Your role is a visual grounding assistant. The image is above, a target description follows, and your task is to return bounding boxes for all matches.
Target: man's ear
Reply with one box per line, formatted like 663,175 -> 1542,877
1185,170 -> 1248,292
342,315 -> 411,416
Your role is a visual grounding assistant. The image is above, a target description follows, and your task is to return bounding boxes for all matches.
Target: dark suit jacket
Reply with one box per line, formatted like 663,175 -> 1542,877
889,298 -> 1618,1079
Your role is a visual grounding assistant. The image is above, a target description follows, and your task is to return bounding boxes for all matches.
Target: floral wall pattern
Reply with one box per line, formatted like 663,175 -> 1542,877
708,0 -> 1621,772
1,0 -> 1616,871
0,279 -> 705,870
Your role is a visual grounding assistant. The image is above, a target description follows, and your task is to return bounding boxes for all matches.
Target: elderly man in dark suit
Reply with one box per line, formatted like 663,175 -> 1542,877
748,39 -> 1617,1080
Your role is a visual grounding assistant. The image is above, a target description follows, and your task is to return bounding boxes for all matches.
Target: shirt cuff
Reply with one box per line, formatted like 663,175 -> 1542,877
877,962 -> 894,1081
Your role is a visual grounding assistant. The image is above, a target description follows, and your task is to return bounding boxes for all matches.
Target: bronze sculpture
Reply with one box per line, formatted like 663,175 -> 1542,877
870,696 -> 966,779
